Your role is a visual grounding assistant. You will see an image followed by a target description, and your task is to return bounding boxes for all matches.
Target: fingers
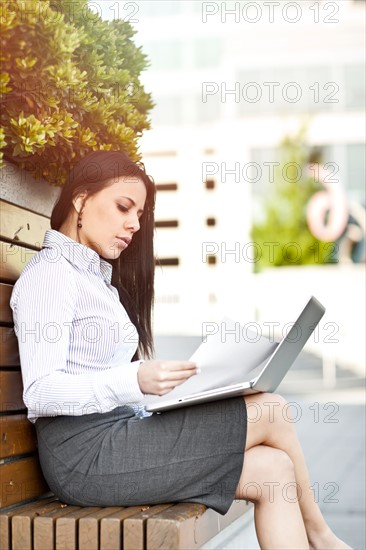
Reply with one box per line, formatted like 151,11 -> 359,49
164,368 -> 197,381
160,361 -> 197,372
137,360 -> 199,396
158,362 -> 198,382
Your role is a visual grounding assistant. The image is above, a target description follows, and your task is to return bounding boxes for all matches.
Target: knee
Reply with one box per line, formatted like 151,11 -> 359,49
267,448 -> 296,482
264,449 -> 299,504
249,445 -> 296,482
253,449 -> 298,505
237,446 -> 297,504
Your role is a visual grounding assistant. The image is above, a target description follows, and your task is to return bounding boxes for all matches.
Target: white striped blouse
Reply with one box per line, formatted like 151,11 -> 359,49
10,229 -> 146,422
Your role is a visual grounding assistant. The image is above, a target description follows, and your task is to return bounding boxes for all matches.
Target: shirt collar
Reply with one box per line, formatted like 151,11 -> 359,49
42,229 -> 113,284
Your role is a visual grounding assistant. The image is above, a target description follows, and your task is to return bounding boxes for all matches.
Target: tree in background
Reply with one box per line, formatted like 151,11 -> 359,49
251,127 -> 337,271
0,0 -> 153,185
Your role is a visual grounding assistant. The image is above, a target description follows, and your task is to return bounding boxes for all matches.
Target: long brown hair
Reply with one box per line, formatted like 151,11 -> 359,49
51,150 -> 156,359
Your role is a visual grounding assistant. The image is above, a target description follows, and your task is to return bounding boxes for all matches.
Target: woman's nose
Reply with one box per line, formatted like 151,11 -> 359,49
126,214 -> 140,233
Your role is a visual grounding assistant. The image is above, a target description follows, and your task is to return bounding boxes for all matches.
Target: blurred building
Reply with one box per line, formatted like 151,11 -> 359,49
101,0 -> 365,335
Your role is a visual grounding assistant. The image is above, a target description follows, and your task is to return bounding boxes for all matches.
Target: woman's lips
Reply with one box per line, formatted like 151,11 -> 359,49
115,236 -> 131,249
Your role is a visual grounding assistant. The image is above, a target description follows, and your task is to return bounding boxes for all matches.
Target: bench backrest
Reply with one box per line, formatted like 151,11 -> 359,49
0,200 -> 51,508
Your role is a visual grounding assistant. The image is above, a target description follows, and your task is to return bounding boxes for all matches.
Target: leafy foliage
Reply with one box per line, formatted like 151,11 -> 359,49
0,0 -> 153,185
251,129 -> 336,271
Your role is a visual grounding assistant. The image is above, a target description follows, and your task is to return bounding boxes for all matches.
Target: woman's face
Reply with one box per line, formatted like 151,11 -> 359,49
73,176 -> 147,260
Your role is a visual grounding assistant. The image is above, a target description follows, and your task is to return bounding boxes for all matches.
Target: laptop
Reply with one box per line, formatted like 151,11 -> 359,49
144,296 -> 325,413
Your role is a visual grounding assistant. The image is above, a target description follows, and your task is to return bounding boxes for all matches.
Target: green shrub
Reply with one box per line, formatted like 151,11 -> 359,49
251,129 -> 336,271
0,0 -> 153,185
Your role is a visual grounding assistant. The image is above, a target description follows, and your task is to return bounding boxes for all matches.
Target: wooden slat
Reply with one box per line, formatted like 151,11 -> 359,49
0,283 -> 13,324
0,327 -> 19,367
0,414 -> 37,459
146,502 -> 207,550
1,514 -> 12,550
12,500 -> 65,550
123,504 -> 172,550
34,504 -> 81,550
0,456 -> 49,508
146,501 -> 252,550
100,506 -> 145,550
55,508 -> 101,550
0,497 -> 56,550
0,241 -> 36,282
0,200 -> 49,248
78,507 -> 122,550
0,370 -> 25,412
194,501 -> 251,548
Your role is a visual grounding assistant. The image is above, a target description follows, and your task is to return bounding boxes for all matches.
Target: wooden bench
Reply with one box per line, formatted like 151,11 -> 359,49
0,199 -> 252,549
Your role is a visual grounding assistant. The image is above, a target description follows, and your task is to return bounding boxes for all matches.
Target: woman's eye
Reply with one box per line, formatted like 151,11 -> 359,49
117,204 -> 129,213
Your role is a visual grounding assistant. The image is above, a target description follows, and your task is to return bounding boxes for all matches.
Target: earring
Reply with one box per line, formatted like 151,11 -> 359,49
77,212 -> 82,228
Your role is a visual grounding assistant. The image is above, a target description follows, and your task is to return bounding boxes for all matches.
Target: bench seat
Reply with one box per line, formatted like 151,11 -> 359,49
0,496 -> 250,550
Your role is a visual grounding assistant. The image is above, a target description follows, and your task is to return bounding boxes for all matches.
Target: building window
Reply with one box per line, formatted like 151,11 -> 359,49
157,258 -> 180,266
195,93 -> 221,124
207,255 -> 217,265
236,65 -> 336,116
205,179 -> 215,190
345,64 -> 365,110
143,40 -> 183,71
346,143 -> 366,203
193,37 -> 222,68
151,96 -> 183,125
156,183 -> 178,191
138,2 -> 182,18
155,220 -> 179,228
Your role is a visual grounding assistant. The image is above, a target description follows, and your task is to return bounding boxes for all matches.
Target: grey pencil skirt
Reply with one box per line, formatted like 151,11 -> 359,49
35,397 -> 247,515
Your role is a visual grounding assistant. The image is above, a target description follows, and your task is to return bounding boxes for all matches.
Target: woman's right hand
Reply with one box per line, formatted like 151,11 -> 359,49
137,360 -> 198,395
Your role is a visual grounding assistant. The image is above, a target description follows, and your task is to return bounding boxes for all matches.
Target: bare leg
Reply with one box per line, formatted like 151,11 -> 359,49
236,445 -> 309,549
243,393 -> 352,550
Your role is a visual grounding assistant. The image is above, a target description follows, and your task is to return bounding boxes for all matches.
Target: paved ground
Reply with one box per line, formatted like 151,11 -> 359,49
282,390 -> 365,550
155,335 -> 366,549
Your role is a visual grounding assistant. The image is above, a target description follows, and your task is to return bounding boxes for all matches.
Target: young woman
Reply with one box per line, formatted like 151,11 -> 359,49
11,150 -> 351,550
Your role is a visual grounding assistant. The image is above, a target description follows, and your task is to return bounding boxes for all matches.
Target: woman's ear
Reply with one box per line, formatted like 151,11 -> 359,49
72,192 -> 87,214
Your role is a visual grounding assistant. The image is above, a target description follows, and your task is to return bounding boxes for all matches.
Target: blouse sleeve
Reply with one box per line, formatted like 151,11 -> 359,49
10,257 -> 144,421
